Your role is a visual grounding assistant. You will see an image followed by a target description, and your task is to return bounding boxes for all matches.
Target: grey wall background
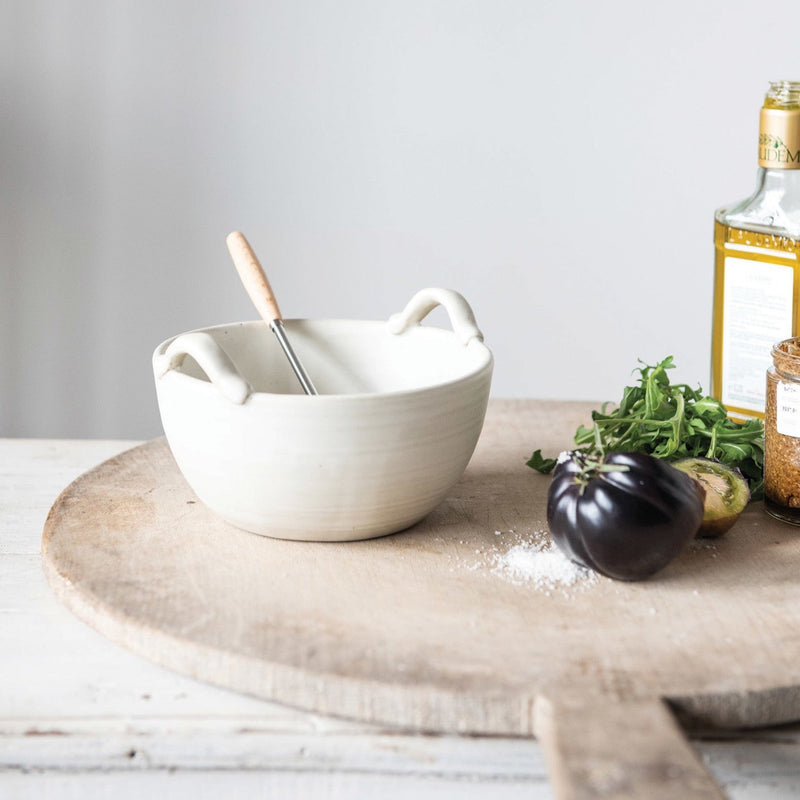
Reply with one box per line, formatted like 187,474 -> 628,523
2,0 -> 799,439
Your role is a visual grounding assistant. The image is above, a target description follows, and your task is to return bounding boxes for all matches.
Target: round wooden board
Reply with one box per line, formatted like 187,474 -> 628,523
42,399 -> 800,737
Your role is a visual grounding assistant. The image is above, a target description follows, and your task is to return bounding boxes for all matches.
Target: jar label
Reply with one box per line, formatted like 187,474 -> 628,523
777,382 -> 800,437
721,256 -> 794,412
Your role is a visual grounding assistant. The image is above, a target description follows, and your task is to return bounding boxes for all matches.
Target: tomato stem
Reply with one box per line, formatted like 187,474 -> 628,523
572,427 -> 630,494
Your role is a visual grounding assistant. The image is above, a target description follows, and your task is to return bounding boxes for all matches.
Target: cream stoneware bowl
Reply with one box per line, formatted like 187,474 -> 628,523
152,288 -> 493,542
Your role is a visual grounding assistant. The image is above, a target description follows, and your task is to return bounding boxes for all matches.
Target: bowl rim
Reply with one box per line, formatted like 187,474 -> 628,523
154,318 -> 494,403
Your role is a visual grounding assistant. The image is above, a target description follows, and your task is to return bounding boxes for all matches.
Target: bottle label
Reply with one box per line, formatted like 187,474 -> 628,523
759,108 -> 800,169
721,255 -> 794,412
777,381 -> 800,437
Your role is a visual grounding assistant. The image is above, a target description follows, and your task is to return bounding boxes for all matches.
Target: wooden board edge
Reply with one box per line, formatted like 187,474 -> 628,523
40,534 -> 540,737
40,438 -> 168,553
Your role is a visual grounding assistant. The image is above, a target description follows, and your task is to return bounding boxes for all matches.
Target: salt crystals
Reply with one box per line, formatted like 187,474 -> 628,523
494,541 -> 591,588
448,529 -> 598,595
490,532 -> 597,593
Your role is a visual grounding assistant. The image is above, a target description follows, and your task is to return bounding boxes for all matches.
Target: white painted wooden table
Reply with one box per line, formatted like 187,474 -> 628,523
2,438 -> 800,799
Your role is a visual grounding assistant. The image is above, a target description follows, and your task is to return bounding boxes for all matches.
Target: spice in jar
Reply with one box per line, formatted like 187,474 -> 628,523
765,338 -> 800,524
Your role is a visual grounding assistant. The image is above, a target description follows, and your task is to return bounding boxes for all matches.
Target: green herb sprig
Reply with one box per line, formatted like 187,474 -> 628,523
527,356 -> 765,500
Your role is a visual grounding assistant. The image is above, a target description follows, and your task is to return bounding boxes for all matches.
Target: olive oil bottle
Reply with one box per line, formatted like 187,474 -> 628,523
712,81 -> 800,419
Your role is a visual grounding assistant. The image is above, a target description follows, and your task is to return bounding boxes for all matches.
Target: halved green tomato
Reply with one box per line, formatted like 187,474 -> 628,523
671,457 -> 751,538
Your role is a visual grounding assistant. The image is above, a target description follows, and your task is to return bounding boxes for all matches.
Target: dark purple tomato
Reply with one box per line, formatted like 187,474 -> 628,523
547,451 -> 705,581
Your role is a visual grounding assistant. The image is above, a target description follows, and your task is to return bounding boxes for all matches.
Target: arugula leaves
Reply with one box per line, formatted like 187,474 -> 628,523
525,449 -> 558,474
527,356 -> 765,500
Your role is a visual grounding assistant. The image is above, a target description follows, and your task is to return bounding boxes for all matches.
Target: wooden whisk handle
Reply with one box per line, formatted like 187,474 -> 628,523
226,231 -> 282,323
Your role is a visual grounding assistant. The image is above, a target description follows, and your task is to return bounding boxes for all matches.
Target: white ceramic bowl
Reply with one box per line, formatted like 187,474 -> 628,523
152,288 -> 493,541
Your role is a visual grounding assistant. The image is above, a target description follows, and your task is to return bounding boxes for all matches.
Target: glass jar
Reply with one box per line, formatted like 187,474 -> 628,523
765,337 -> 800,523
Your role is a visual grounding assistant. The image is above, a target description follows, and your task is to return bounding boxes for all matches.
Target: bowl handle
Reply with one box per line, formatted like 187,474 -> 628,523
154,332 -> 252,404
386,288 -> 484,346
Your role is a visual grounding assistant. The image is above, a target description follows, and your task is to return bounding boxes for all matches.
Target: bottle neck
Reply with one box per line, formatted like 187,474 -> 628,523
764,81 -> 800,109
754,167 -> 800,188
759,109 -> 800,169
759,81 -> 800,169
715,83 -> 800,238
